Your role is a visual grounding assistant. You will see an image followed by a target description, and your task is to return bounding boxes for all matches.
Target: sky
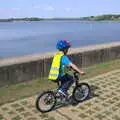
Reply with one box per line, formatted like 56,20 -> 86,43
0,0 -> 120,18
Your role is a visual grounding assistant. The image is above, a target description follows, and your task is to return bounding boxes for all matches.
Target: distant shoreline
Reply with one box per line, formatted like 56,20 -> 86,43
0,14 -> 120,22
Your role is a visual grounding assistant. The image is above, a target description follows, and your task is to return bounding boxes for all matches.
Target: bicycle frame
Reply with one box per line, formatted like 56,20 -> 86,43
73,72 -> 80,86
53,72 -> 80,98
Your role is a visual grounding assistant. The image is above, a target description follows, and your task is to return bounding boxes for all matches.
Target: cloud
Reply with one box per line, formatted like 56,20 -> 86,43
65,7 -> 72,12
11,8 -> 20,11
33,5 -> 41,9
33,4 -> 54,11
44,5 -> 54,11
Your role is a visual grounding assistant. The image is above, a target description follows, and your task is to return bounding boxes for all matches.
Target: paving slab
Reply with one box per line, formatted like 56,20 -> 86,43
0,69 -> 120,120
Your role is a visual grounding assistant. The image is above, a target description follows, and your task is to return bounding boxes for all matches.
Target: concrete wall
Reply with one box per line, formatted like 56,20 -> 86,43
0,42 -> 120,87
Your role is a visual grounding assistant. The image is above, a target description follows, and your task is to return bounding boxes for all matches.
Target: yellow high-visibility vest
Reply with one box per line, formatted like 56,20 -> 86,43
48,52 -> 64,80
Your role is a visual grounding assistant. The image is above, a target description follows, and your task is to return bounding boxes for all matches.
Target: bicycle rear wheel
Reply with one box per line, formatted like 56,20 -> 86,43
72,83 -> 91,102
35,91 -> 56,113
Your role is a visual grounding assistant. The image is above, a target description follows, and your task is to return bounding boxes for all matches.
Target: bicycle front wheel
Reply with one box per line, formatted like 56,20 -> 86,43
72,83 -> 91,102
35,91 -> 56,113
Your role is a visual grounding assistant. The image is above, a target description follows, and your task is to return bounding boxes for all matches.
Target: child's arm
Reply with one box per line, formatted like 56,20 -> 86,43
68,63 -> 85,75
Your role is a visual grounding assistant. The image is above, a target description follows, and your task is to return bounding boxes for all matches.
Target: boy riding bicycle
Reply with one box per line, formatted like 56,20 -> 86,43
48,40 -> 85,97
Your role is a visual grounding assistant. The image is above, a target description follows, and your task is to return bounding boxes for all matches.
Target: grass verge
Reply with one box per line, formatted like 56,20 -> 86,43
0,59 -> 120,105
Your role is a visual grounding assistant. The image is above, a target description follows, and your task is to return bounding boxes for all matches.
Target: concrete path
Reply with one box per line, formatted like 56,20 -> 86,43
0,69 -> 120,120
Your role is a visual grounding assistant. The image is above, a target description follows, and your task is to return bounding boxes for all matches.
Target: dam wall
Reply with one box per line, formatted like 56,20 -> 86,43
0,42 -> 120,87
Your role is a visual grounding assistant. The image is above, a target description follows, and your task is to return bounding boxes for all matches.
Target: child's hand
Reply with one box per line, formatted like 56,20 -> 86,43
80,71 -> 86,75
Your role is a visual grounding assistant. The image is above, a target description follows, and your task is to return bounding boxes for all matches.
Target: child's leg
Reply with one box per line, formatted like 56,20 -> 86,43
59,74 -> 74,93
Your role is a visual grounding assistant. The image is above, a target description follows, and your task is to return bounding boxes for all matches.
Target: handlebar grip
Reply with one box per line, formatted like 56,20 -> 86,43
74,71 -> 80,74
73,71 -> 80,77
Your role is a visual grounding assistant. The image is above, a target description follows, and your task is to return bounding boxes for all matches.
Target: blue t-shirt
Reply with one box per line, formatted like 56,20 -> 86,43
59,55 -> 72,77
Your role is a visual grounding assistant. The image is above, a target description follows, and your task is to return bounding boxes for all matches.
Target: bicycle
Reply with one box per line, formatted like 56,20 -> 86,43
35,69 -> 91,113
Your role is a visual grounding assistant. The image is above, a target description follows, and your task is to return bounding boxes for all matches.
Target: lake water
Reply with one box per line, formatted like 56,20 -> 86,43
0,21 -> 120,58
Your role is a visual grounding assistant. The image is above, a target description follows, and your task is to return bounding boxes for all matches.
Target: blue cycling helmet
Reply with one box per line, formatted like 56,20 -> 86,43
56,40 -> 71,50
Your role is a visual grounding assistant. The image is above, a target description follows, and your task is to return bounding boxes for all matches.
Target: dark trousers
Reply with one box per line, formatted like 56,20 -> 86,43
58,74 -> 74,92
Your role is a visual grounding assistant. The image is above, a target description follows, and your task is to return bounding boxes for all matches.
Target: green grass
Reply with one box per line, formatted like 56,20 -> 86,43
0,114 -> 4,120
93,106 -> 101,111
95,114 -> 106,120
71,109 -> 78,112
78,105 -> 86,110
11,103 -> 20,108
16,107 -> 25,113
0,78 -> 56,105
86,110 -> 95,115
39,113 -> 49,119
81,59 -> 120,80
0,59 -> 120,105
79,113 -> 88,118
20,100 -> 28,105
12,116 -> 22,120
104,111 -> 112,116
1,107 -> 9,111
8,111 -> 16,115
85,102 -> 93,107
112,115 -> 120,120
45,117 -> 56,120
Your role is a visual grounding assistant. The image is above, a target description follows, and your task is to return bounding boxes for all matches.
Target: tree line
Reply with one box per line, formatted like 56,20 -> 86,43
80,14 -> 120,21
0,14 -> 120,22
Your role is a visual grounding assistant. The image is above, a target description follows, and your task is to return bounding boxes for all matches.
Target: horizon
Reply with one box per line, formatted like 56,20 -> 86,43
0,14 -> 120,19
0,0 -> 120,19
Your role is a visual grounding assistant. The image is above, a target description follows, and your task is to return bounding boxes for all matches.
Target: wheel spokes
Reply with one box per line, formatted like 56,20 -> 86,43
38,93 -> 55,111
75,85 -> 89,101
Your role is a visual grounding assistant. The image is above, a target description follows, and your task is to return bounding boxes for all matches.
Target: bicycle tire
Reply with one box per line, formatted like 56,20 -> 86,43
35,91 -> 56,113
72,83 -> 91,102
